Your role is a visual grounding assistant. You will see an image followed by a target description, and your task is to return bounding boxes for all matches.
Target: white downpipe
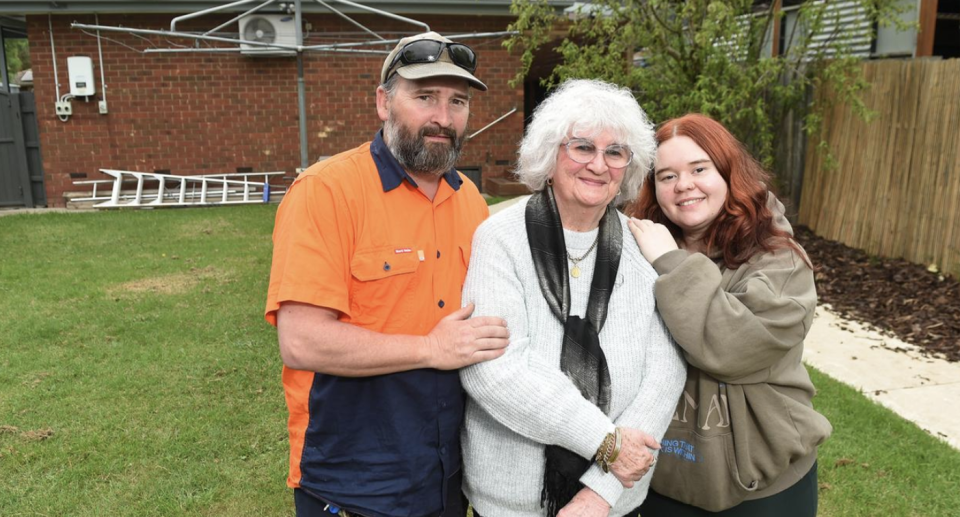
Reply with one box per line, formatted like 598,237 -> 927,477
48,14 -> 61,100
95,13 -> 107,106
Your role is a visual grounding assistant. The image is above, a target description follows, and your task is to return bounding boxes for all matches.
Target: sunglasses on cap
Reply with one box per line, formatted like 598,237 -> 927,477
385,40 -> 478,80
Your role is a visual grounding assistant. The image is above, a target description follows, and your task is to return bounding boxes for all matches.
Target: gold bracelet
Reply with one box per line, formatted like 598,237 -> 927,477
607,427 -> 623,465
595,428 -> 622,473
596,431 -> 613,472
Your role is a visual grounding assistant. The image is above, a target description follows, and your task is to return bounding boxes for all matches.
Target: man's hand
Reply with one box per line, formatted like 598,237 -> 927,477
277,302 -> 507,376
424,303 -> 509,370
627,218 -> 678,264
609,428 -> 660,488
557,487 -> 611,517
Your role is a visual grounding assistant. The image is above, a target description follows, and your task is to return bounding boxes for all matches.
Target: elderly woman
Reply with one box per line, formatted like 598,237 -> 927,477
459,79 -> 686,517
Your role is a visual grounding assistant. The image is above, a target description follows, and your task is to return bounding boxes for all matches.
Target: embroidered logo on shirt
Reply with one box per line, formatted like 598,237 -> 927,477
661,439 -> 702,463
395,248 -> 412,254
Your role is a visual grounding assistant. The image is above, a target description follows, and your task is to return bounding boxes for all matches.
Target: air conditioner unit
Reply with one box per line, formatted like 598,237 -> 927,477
239,14 -> 297,56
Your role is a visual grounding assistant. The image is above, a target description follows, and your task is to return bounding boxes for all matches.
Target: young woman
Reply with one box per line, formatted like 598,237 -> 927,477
626,114 -> 831,517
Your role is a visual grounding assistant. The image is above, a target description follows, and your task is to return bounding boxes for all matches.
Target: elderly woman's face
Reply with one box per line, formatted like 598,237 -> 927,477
551,129 -> 626,215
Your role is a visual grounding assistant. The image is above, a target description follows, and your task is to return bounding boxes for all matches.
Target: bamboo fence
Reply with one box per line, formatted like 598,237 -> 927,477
799,58 -> 960,278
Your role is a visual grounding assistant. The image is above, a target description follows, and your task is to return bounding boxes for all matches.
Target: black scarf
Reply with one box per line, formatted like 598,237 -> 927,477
525,187 -> 622,517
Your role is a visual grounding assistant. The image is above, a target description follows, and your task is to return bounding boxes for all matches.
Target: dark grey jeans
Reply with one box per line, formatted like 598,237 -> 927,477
638,462 -> 818,517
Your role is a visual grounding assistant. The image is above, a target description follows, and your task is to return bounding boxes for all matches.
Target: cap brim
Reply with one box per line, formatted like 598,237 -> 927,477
396,62 -> 487,91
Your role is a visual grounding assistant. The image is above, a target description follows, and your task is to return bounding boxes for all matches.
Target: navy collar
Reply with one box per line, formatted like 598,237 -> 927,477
370,130 -> 463,193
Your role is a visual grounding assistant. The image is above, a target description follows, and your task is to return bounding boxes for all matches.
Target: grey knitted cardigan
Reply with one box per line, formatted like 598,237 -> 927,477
460,198 -> 687,516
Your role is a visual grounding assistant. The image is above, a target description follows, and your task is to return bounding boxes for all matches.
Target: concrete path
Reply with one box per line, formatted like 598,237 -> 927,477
804,306 -> 960,450
487,194 -> 526,215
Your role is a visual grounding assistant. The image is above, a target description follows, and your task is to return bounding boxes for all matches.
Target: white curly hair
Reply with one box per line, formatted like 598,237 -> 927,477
515,78 -> 656,203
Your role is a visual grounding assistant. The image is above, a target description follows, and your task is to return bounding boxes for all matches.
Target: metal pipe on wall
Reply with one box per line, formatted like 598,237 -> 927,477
49,15 -> 61,100
295,0 -> 309,170
95,13 -> 108,111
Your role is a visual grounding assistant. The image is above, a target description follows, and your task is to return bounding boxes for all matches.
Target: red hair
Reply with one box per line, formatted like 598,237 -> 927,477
625,113 -> 807,269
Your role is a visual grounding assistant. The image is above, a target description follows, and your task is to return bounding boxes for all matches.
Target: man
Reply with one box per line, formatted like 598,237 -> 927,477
265,32 -> 510,517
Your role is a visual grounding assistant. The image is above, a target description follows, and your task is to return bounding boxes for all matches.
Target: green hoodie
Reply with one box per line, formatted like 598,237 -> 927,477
647,197 -> 832,512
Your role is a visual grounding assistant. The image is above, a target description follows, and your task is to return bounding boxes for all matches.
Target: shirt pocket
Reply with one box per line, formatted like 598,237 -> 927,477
349,246 -> 421,326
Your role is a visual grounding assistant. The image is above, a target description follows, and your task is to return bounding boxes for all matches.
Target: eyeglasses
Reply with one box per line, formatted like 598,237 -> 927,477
562,139 -> 634,168
385,40 -> 478,81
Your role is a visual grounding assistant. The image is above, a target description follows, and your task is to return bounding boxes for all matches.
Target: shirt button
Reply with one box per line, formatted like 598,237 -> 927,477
437,250 -> 441,259
383,262 -> 391,271
440,400 -> 447,408
440,446 -> 447,455
438,299 -> 445,308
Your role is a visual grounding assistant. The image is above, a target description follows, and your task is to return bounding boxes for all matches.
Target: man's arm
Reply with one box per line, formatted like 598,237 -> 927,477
277,301 -> 509,376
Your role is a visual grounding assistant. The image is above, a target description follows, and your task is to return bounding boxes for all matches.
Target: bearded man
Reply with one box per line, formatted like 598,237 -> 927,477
264,32 -> 510,517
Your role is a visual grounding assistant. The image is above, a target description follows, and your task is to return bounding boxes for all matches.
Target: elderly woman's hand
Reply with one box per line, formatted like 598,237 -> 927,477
628,218 -> 678,264
609,427 -> 660,488
557,487 -> 611,517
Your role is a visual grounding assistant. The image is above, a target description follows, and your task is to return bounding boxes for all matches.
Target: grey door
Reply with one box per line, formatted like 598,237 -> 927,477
0,90 -> 43,208
18,92 -> 46,206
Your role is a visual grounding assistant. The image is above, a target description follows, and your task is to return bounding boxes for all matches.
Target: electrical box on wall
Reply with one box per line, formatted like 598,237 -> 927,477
67,56 -> 96,97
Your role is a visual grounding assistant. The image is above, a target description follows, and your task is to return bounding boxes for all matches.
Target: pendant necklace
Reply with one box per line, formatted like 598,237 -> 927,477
567,234 -> 600,278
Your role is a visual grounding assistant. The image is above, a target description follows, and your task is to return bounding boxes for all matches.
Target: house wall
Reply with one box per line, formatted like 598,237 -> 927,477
776,0 -> 919,58
27,13 -> 524,206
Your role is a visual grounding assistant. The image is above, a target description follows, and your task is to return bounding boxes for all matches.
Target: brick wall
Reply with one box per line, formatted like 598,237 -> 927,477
27,13 -> 525,206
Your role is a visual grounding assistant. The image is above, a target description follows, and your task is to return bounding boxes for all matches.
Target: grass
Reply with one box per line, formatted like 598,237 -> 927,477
2,205 -> 959,516
0,206 -> 287,516
810,367 -> 960,516
483,194 -> 518,206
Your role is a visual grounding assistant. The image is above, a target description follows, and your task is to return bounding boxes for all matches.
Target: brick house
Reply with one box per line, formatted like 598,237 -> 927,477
1,1 -> 571,207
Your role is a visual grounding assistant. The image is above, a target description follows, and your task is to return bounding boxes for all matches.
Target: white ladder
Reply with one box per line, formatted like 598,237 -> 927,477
72,169 -> 287,208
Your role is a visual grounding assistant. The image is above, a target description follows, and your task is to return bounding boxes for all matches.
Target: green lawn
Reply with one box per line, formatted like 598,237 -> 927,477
0,206 -> 287,516
811,366 -> 960,516
1,205 -> 959,516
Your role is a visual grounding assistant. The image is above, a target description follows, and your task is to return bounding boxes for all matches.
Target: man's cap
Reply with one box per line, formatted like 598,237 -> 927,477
380,32 -> 487,91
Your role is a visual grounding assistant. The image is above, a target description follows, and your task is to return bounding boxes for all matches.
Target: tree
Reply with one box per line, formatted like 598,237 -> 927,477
4,38 -> 31,80
506,0 -> 910,176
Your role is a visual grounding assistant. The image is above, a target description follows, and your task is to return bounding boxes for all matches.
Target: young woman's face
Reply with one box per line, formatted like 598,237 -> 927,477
653,135 -> 728,241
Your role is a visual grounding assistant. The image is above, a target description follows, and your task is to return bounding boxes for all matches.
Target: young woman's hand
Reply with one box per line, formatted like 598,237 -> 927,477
628,218 -> 678,264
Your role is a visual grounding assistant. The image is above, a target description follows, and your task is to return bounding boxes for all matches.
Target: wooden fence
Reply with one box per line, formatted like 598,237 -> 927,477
799,58 -> 960,278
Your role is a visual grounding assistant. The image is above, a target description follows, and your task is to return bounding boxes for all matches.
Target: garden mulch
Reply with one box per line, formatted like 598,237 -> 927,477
795,227 -> 960,362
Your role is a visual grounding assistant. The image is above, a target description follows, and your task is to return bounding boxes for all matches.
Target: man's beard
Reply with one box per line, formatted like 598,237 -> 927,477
384,118 -> 465,178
